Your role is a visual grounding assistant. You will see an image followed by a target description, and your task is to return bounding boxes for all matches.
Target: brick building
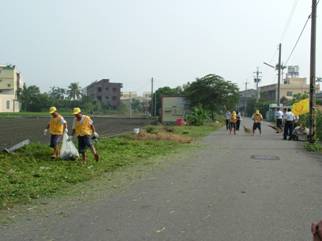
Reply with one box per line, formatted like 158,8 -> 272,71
86,79 -> 122,109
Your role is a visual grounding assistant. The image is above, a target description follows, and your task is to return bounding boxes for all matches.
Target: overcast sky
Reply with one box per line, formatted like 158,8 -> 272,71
0,0 -> 321,94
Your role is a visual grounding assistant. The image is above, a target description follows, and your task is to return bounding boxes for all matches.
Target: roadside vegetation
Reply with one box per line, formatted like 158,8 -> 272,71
0,122 -> 222,209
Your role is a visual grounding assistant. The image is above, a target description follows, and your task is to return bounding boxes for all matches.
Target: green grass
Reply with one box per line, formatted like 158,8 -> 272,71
304,141 -> 322,152
0,122 -> 222,209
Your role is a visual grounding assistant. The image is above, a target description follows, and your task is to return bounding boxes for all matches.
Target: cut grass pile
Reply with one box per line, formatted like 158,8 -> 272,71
0,122 -> 222,209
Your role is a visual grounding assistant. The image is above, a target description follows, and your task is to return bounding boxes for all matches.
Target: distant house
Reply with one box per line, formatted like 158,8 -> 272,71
260,77 -> 320,102
0,65 -> 23,112
86,79 -> 123,109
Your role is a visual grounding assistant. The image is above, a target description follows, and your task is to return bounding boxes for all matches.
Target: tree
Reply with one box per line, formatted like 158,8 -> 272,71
152,86 -> 183,116
184,74 -> 239,118
67,82 -> 82,100
17,84 -> 50,112
49,87 -> 66,101
131,98 -> 143,112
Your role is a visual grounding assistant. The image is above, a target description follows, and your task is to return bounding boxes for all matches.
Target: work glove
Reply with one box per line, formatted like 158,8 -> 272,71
64,128 -> 69,134
93,132 -> 99,138
43,129 -> 48,136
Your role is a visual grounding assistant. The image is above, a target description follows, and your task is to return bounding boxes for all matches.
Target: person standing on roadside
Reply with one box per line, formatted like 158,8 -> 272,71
44,106 -> 67,159
283,108 -> 295,140
225,111 -> 231,131
71,107 -> 99,163
275,108 -> 284,132
236,111 -> 242,131
252,110 -> 263,136
229,111 -> 238,135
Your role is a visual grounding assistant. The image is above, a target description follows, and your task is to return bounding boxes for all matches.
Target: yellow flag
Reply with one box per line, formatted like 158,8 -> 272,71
292,98 -> 309,116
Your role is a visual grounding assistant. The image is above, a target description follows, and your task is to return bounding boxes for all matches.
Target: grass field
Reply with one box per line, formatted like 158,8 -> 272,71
0,123 -> 221,209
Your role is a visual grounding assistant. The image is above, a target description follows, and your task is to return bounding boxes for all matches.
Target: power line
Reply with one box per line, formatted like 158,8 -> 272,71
285,14 -> 311,65
280,0 -> 301,42
285,0 -> 320,65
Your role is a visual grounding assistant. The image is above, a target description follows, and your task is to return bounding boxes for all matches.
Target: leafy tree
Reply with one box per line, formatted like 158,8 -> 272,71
67,82 -> 82,100
131,98 -> 143,112
17,84 -> 50,112
184,74 -> 239,118
49,87 -> 66,100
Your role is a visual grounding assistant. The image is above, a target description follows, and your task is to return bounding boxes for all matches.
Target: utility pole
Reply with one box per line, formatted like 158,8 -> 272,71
277,43 -> 282,107
309,0 -> 317,143
154,82 -> 157,117
244,80 -> 249,117
129,92 -> 132,119
245,80 -> 249,91
150,77 -> 154,116
254,67 -> 262,101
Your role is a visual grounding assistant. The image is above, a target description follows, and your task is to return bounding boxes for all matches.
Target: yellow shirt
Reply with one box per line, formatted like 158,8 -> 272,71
230,114 -> 237,123
253,113 -> 263,123
49,114 -> 65,135
73,115 -> 93,137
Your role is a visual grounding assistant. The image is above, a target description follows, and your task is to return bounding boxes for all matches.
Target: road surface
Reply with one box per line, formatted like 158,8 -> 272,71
1,119 -> 322,241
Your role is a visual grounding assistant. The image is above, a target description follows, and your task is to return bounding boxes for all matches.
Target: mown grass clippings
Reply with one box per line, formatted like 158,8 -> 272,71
0,122 -> 222,209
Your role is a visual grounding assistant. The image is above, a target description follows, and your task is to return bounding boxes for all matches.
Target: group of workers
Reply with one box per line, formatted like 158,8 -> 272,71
225,111 -> 242,135
225,110 -> 264,136
44,106 -> 99,163
275,107 -> 305,140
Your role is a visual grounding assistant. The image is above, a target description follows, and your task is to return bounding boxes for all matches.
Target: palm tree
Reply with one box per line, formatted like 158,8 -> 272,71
67,82 -> 82,100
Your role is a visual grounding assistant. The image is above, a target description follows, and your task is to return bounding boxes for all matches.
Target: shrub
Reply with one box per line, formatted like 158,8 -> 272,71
185,107 -> 210,126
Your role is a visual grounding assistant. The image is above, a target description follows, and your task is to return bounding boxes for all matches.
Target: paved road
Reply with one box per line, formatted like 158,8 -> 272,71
1,119 -> 322,241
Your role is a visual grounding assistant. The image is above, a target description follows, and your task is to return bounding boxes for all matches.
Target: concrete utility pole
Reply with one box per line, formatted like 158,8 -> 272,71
309,0 -> 317,143
245,80 -> 249,91
151,77 -> 154,116
277,43 -> 282,107
254,67 -> 262,101
244,80 -> 249,116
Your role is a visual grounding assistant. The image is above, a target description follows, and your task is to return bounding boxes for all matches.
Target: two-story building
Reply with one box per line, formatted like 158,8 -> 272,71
0,65 -> 22,112
86,79 -> 123,109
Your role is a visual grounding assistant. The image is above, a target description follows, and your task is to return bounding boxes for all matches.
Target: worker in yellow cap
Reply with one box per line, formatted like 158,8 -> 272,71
229,111 -> 237,135
71,107 -> 99,163
44,106 -> 67,159
252,110 -> 263,136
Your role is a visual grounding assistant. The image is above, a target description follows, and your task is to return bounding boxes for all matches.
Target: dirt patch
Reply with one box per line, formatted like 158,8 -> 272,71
0,117 -> 151,150
135,130 -> 192,143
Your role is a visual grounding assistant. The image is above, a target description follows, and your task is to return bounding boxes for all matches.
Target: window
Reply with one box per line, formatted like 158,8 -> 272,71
6,100 -> 10,110
97,96 -> 102,101
97,87 -> 102,92
105,87 -> 109,91
112,96 -> 117,100
287,91 -> 293,97
105,96 -> 109,99
113,88 -> 117,92
7,84 -> 11,87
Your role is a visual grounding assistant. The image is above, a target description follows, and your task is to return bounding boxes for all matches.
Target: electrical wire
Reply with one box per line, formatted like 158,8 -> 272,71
285,0 -> 320,65
280,0 -> 301,42
285,14 -> 311,65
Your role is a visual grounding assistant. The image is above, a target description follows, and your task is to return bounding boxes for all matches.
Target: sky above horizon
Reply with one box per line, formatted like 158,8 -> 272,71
0,0 -> 321,94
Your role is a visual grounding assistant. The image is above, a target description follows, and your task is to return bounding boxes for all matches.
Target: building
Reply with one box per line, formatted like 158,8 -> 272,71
260,67 -> 320,103
121,91 -> 138,100
0,65 -> 22,112
86,79 -> 122,109
260,77 -> 320,102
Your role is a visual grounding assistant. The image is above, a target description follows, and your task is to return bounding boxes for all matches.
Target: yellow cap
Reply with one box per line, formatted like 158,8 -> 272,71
72,107 -> 81,115
49,106 -> 57,114
232,111 -> 236,115
256,110 -> 260,114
